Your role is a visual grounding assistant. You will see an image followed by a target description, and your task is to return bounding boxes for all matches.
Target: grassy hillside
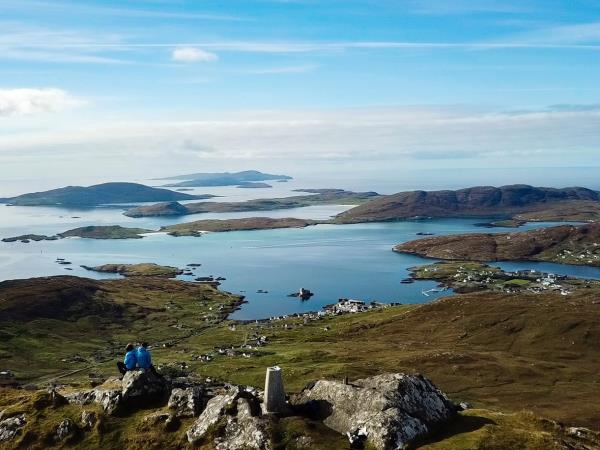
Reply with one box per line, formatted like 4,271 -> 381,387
335,185 -> 600,224
1,275 -> 599,448
0,276 -> 243,383
174,293 -> 600,429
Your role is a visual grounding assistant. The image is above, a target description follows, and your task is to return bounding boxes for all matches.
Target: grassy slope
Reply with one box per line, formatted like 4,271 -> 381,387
1,276 -> 599,448
181,291 -> 600,429
0,276 -> 242,384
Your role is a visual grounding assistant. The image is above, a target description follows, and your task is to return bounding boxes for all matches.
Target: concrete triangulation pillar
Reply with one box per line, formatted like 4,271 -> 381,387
263,365 -> 286,414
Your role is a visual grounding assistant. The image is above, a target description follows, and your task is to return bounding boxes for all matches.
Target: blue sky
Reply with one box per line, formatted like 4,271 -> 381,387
1,0 -> 600,184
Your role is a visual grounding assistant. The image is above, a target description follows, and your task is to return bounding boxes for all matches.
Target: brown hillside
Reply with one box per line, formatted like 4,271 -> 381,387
336,184 -> 600,223
394,222 -> 600,266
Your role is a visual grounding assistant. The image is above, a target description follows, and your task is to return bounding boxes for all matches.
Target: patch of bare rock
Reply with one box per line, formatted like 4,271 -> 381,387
57,369 -> 456,449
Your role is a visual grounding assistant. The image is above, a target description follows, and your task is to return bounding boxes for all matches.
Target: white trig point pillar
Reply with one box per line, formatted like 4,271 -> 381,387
263,366 -> 286,414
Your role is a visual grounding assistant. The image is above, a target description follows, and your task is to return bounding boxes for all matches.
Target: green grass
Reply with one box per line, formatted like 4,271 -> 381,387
503,279 -> 531,287
0,276 -> 243,384
2,275 -> 600,448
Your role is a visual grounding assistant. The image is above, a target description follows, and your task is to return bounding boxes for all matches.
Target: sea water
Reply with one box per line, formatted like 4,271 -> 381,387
0,204 -> 596,319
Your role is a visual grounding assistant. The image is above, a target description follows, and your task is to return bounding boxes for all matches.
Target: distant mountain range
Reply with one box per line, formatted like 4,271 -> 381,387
0,182 -> 212,206
335,185 -> 600,223
158,170 -> 292,187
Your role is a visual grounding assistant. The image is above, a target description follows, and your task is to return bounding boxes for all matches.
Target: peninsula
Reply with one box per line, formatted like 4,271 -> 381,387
335,184 -> 600,224
394,223 -> 600,266
0,182 -> 213,207
124,189 -> 380,217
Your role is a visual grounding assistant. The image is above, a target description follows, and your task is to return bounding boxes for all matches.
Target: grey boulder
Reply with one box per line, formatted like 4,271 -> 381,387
168,386 -> 204,417
122,369 -> 168,402
291,373 -> 456,450
0,414 -> 26,442
186,386 -> 241,443
215,398 -> 271,450
54,418 -> 76,441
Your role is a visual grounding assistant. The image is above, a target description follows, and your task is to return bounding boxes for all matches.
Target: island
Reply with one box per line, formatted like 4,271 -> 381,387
0,182 -> 214,206
1,234 -> 58,243
158,170 -> 292,187
161,217 -> 318,236
80,263 -> 183,277
335,184 -> 600,224
2,226 -> 155,243
236,182 -> 272,189
124,189 -> 380,217
394,223 -> 600,266
58,225 -> 153,239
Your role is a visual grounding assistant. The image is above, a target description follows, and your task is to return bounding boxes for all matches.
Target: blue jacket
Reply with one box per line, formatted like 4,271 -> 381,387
136,347 -> 152,369
124,350 -> 137,370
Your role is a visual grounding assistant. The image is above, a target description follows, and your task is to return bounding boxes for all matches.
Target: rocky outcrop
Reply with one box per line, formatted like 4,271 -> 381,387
66,379 -> 122,415
0,414 -> 26,442
215,398 -> 271,450
54,418 -> 76,441
168,386 -> 204,417
122,369 -> 168,402
66,370 -> 168,415
292,373 -> 455,449
186,386 -> 241,443
80,410 -> 97,430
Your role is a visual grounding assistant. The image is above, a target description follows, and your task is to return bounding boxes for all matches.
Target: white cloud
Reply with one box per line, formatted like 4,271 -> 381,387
0,88 -> 85,116
171,47 -> 218,62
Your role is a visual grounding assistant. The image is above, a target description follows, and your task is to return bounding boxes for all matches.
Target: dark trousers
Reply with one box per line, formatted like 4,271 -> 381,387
116,361 -> 128,375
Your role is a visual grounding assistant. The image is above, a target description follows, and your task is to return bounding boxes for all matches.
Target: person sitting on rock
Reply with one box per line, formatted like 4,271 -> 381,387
136,342 -> 162,377
136,342 -> 152,370
117,343 -> 137,375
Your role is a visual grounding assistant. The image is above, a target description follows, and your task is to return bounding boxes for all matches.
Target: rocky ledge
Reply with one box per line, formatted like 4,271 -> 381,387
56,370 -> 455,450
